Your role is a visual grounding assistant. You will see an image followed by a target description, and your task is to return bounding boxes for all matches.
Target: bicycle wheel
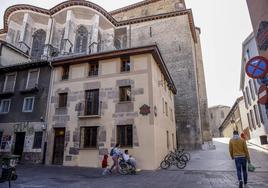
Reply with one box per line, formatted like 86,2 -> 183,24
180,154 -> 189,162
176,160 -> 186,169
183,152 -> 191,161
160,160 -> 170,169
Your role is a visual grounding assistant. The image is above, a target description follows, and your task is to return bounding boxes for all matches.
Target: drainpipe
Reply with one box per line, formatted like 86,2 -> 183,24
42,15 -> 54,164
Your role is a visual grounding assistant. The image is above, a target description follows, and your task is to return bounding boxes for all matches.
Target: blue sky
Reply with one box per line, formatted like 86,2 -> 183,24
0,0 -> 253,107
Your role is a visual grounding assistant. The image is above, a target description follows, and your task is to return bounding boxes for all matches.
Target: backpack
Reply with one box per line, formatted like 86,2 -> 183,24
110,148 -> 114,156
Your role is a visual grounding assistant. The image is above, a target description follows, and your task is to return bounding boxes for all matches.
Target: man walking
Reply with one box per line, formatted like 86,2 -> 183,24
229,130 -> 251,188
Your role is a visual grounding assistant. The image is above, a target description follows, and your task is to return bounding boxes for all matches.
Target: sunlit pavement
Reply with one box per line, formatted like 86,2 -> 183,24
4,138 -> 268,188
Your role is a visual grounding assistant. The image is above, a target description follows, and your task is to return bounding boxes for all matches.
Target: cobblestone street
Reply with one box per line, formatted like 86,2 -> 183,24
2,138 -> 267,188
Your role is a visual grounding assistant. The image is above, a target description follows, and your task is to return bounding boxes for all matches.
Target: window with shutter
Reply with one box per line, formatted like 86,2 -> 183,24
0,99 -> 11,113
26,69 -> 39,89
22,97 -> 35,112
75,26 -> 88,53
31,29 -> 46,59
3,73 -> 16,93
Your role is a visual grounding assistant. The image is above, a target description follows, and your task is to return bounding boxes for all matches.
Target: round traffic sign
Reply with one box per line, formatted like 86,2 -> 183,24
258,85 -> 268,105
246,56 -> 268,79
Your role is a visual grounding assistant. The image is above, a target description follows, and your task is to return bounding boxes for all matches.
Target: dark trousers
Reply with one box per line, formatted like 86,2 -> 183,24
235,157 -> 248,184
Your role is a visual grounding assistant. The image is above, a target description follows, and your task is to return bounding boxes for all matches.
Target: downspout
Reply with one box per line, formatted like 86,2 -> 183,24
42,15 -> 54,164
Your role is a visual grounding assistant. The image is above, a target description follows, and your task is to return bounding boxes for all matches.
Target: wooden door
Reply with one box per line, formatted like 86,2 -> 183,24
53,128 -> 65,165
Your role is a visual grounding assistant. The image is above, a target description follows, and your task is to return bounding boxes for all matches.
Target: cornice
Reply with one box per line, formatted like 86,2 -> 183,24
0,1 -> 197,43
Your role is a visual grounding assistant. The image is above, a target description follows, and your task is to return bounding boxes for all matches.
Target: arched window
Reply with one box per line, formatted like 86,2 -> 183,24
31,29 -> 46,59
75,26 -> 88,53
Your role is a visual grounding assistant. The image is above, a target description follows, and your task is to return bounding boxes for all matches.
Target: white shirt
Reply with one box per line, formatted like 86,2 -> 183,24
123,153 -> 130,161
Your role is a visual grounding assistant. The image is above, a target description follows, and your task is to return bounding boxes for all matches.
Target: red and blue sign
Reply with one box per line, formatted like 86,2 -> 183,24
245,56 -> 268,79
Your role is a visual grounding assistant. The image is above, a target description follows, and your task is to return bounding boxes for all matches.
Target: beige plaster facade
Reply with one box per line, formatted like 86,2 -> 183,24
46,46 -> 176,170
0,0 -> 210,149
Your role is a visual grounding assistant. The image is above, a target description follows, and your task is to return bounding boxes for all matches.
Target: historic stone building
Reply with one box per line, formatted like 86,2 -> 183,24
208,105 -> 230,137
0,0 -> 209,161
0,0 -> 210,149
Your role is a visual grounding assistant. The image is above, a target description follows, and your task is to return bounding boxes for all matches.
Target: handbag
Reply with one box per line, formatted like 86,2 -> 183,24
248,163 -> 256,172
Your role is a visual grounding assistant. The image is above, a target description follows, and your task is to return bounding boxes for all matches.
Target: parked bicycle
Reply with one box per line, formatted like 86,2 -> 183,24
160,149 -> 191,170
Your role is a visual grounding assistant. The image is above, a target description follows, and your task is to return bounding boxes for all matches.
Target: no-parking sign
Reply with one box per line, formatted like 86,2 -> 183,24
246,56 -> 268,79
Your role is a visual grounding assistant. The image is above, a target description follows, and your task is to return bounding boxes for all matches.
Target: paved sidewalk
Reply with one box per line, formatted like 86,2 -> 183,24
1,138 -> 267,188
183,138 -> 268,172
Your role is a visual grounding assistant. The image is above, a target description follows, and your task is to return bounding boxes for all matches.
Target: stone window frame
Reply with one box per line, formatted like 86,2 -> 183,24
3,72 -> 17,93
32,131 -> 43,149
22,96 -> 35,113
61,65 -> 70,80
120,57 -> 131,72
88,61 -> 99,77
117,125 -> 133,148
119,85 -> 131,102
80,126 -> 98,149
26,68 -> 40,89
58,92 -> 68,108
0,99 -> 11,114
84,89 -> 100,116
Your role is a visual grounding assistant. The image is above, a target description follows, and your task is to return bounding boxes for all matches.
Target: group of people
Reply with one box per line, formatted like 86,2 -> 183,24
102,143 -> 137,175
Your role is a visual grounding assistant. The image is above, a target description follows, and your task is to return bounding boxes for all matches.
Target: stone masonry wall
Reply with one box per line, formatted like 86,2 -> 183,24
130,15 -> 203,149
111,0 -> 185,21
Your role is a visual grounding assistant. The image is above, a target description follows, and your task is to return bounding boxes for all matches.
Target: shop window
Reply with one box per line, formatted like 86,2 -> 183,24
32,131 -> 43,149
119,86 -> 131,102
117,125 -> 133,147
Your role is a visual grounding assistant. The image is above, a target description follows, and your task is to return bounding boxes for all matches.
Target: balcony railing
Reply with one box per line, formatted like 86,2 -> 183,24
78,101 -> 102,118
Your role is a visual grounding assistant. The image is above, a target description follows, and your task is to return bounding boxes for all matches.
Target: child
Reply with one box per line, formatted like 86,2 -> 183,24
101,154 -> 110,175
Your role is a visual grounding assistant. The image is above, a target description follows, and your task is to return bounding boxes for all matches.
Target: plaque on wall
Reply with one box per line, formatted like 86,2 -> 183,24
139,104 -> 151,116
